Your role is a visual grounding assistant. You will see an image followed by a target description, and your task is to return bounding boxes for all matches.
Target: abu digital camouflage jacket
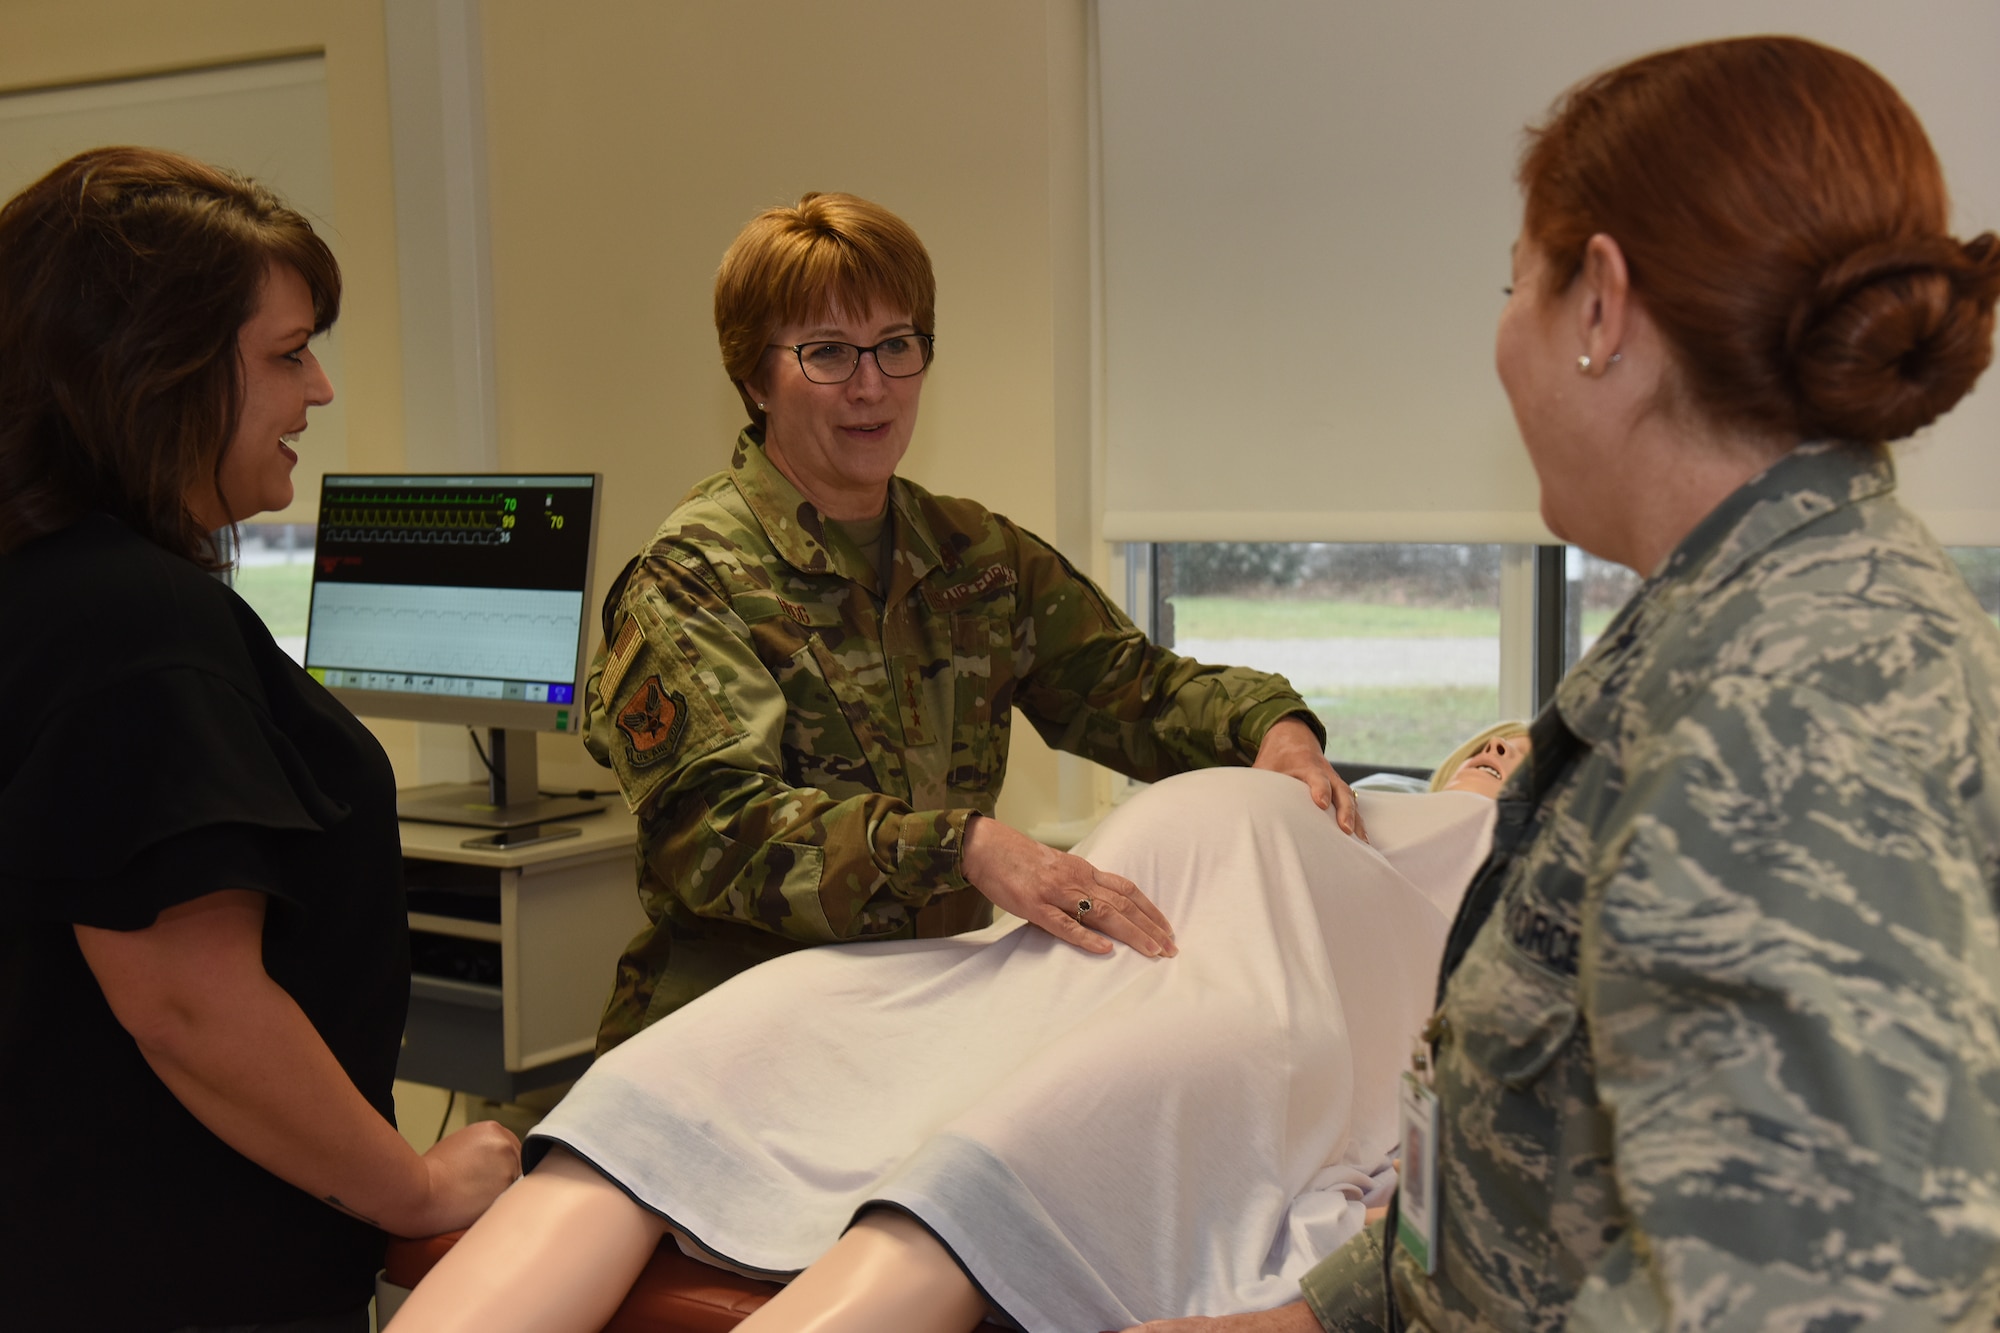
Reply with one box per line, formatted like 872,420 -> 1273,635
1303,443 -> 2000,1330
584,430 -> 1316,1050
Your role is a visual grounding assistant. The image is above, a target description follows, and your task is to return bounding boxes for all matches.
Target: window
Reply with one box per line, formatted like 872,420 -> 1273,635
229,522 -> 316,664
1143,542 -> 1507,770
1562,549 -> 1642,675
1948,548 -> 2000,624
1136,541 -> 2000,773
1130,541 -> 1663,772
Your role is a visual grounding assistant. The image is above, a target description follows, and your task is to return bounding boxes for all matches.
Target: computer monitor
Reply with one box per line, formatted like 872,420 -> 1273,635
304,472 -> 606,829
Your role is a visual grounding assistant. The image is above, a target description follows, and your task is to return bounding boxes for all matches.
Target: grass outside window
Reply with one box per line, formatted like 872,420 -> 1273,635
233,561 -> 314,639
1171,596 -> 1617,640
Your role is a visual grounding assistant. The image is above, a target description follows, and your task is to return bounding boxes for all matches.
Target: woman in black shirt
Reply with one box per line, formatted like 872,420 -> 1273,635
0,147 -> 520,1332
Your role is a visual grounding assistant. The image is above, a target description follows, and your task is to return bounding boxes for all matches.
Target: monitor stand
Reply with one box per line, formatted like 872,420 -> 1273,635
397,727 -> 608,830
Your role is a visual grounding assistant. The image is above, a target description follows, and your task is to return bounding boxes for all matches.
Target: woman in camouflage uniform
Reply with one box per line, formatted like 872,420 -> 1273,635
580,192 -> 1361,1054
1180,35 -> 2000,1333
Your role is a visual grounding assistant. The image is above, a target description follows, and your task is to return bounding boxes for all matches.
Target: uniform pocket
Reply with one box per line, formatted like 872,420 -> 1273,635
948,607 -> 1011,792
696,813 -> 834,938
1478,987 -> 1578,1090
1448,944 -> 1579,1093
769,638 -> 874,793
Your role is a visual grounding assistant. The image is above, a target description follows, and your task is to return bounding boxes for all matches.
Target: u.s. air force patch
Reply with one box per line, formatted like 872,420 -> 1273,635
616,674 -> 687,767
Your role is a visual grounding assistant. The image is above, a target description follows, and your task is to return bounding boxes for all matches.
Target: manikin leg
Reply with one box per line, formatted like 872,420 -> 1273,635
736,1209 -> 990,1333
384,1147 -> 668,1333
387,1149 -> 989,1333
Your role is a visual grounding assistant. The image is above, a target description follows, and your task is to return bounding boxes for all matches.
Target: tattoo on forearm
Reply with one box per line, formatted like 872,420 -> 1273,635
323,1194 -> 382,1227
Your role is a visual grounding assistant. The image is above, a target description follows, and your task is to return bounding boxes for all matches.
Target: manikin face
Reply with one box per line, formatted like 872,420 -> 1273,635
1442,733 -> 1530,798
746,302 -> 926,516
197,262 -> 334,527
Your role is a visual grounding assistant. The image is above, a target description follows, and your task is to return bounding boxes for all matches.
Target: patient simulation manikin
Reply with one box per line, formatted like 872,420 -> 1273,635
390,735 -> 1526,1333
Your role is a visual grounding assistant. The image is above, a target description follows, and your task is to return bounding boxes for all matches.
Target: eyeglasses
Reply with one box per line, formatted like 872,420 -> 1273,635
770,334 -> 935,384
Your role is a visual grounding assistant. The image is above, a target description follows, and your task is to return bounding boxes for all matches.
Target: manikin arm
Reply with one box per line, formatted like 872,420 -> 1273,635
1110,1204 -> 1392,1333
1120,1307 -> 1323,1333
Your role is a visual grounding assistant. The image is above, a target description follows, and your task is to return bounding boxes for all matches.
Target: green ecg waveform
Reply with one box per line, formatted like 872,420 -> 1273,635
330,492 -> 504,505
323,505 -> 505,530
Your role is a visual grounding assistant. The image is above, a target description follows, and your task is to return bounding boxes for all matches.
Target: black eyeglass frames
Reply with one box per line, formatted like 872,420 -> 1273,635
771,334 -> 935,384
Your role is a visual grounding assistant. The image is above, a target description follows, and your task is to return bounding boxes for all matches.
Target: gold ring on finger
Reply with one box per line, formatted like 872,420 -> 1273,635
1073,897 -> 1093,922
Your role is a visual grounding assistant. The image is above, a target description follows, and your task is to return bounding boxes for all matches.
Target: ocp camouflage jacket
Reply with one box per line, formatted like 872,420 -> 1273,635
584,431 -> 1316,1050
1303,443 -> 2000,1331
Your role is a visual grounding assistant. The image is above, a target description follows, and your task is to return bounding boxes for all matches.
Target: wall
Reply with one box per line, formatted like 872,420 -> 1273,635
476,0 -> 1095,828
0,0 -> 1096,830
0,57 -> 352,511
0,0 -> 431,765
0,1 -> 404,482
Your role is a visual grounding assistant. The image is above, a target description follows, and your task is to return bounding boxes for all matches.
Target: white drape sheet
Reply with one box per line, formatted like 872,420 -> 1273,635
528,771 -> 1495,1332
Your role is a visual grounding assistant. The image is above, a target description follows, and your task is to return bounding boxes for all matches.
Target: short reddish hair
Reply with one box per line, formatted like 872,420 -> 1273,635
714,192 -> 935,429
1520,36 -> 2000,445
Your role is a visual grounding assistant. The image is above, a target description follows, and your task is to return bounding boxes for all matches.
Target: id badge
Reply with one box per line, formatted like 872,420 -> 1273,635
1396,1071 -> 1441,1273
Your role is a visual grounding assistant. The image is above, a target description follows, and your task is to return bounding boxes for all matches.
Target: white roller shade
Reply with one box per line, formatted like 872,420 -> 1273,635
1098,0 -> 2000,545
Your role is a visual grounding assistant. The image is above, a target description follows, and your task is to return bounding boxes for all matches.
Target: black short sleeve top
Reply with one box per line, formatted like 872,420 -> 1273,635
0,513 -> 411,1330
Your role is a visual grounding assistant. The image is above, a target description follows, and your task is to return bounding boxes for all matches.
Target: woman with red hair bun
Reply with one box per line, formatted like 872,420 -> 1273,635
1281,34 -> 2000,1333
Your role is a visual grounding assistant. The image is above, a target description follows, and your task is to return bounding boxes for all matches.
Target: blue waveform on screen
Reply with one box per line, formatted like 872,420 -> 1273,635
307,585 -> 582,680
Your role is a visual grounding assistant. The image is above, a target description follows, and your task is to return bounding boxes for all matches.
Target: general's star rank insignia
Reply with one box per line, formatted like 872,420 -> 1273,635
616,674 -> 687,767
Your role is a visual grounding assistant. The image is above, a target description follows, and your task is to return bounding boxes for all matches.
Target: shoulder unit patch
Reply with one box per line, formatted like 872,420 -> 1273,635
616,674 -> 688,767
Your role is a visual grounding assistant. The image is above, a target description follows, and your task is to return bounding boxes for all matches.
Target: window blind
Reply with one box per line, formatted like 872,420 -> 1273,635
1097,0 -> 2000,546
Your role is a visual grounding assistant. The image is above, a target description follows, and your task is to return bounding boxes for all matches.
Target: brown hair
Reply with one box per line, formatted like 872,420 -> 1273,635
0,146 -> 340,566
1519,36 -> 2000,445
714,192 -> 936,429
